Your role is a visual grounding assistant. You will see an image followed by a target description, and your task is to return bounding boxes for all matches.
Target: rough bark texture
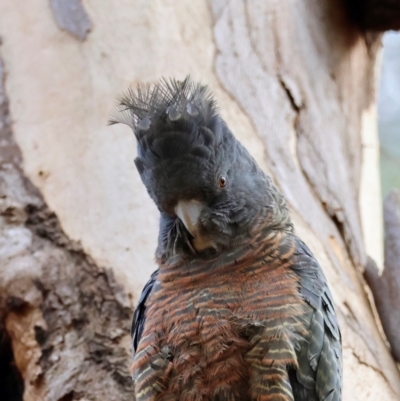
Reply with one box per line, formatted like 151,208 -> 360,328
0,59 -> 133,400
0,1 -> 399,400
365,191 -> 400,363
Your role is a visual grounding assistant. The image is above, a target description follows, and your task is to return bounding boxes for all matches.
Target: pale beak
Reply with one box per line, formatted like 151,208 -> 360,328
175,200 -> 204,238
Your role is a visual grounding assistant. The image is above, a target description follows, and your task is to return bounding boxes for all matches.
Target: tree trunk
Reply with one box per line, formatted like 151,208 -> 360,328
0,1 -> 399,400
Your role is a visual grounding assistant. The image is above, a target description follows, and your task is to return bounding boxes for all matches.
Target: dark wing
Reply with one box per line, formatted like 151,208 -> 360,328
290,237 -> 342,401
131,270 -> 158,353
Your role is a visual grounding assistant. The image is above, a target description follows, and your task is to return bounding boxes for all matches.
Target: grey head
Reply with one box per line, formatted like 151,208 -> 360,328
110,76 -> 292,260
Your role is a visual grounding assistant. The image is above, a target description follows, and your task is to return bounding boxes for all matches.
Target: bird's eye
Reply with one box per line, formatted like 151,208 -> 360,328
218,175 -> 227,188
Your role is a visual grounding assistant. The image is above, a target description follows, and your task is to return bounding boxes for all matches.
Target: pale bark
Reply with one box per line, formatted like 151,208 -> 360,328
0,1 -> 399,400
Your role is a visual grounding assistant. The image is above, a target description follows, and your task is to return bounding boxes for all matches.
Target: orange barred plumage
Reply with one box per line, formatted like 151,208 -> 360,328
132,227 -> 341,401
113,77 -> 342,401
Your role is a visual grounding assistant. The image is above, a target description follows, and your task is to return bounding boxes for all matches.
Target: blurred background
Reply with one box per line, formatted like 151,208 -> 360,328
379,31 -> 400,197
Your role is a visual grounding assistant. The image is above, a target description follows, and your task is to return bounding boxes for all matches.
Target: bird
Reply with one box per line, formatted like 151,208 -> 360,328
110,76 -> 342,401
